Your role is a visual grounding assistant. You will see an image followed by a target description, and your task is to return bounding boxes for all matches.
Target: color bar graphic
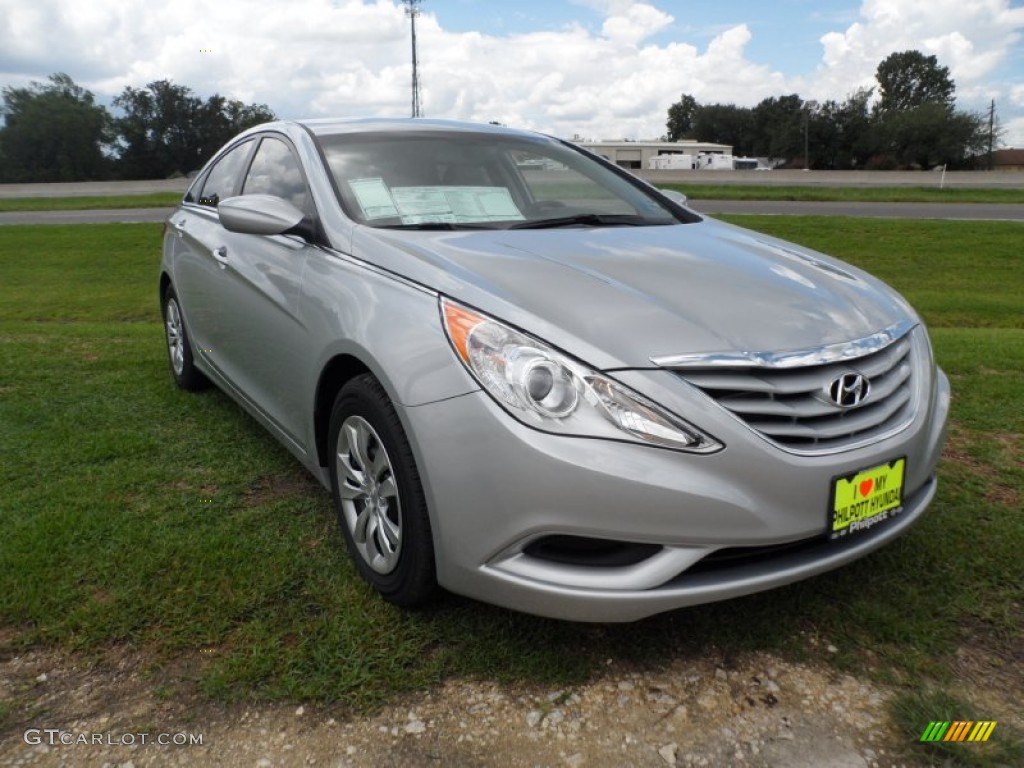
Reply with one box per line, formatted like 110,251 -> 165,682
920,720 -> 996,742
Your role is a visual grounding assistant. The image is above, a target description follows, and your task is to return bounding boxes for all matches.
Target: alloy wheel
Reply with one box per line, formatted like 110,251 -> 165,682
335,414 -> 403,574
165,298 -> 185,376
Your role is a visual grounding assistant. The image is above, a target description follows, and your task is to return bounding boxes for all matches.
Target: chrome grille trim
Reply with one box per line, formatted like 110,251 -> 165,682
650,319 -> 917,370
668,327 -> 919,454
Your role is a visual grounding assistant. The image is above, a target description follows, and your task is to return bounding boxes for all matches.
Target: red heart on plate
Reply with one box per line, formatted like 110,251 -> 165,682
859,478 -> 874,497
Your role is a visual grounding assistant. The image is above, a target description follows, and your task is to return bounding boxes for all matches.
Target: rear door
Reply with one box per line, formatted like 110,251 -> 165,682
169,139 -> 256,362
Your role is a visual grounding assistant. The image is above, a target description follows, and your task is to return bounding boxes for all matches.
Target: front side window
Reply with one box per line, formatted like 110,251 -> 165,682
317,132 -> 693,229
197,141 -> 253,207
242,137 -> 312,215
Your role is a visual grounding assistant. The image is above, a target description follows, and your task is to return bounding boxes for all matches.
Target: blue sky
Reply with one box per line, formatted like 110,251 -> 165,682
1,0 -> 1022,145
441,0 -> 859,66
436,0 -> 1022,123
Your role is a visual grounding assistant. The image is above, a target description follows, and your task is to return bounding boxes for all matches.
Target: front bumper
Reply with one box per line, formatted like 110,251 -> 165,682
401,366 -> 950,622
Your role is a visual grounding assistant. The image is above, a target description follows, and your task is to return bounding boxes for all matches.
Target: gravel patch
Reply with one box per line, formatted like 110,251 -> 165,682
1,648 -> 915,768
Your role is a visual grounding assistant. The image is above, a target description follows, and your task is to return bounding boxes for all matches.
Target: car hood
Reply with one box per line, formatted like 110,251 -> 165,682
350,217 -> 916,370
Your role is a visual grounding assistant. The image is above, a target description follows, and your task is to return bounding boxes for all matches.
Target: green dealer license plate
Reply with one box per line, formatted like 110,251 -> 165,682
829,458 -> 906,541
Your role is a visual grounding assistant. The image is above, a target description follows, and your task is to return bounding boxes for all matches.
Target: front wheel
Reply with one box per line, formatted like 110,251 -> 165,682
328,374 -> 436,607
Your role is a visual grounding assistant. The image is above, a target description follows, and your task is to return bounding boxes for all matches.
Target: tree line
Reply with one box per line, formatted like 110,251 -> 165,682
0,51 -> 994,181
665,51 -> 991,169
0,73 -> 275,182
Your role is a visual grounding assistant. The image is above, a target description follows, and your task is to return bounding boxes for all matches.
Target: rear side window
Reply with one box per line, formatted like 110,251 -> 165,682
197,141 -> 253,207
242,137 -> 311,215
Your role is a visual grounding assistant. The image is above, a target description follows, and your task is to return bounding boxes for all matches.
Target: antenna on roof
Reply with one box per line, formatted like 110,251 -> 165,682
402,0 -> 424,118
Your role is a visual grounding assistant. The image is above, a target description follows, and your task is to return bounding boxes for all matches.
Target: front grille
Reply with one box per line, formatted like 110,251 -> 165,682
676,333 -> 915,452
682,536 -> 827,575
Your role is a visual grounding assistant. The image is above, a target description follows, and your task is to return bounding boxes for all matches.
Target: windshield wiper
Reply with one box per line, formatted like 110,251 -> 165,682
509,213 -> 662,229
379,222 -> 500,231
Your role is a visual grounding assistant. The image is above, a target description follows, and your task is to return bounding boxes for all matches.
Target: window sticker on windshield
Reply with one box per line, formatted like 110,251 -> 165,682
391,186 -> 525,224
348,178 -> 399,220
448,187 -> 524,221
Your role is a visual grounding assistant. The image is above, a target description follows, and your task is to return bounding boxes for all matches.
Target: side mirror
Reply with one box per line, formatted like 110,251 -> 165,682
661,189 -> 688,206
218,195 -> 305,236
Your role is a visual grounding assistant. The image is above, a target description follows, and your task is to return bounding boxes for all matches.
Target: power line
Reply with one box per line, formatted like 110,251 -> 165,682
402,0 -> 423,118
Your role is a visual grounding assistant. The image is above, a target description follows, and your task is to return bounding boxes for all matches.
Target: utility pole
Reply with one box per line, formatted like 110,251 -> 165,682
403,0 -> 423,118
803,108 -> 810,171
987,99 -> 995,171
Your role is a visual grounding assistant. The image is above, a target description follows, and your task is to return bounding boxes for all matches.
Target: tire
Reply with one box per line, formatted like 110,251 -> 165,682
162,286 -> 209,392
328,374 -> 437,607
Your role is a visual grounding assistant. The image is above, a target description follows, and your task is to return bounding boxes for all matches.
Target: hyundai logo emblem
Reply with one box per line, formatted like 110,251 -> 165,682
827,372 -> 871,408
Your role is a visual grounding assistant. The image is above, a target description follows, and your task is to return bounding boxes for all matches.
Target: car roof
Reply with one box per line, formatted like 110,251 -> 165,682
261,117 -> 540,140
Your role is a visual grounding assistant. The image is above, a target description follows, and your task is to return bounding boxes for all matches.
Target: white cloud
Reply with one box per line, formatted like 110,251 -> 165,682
600,3 -> 672,45
1003,117 -> 1024,147
570,0 -> 635,15
808,0 -> 1024,105
1010,84 -> 1024,108
0,0 -> 1021,144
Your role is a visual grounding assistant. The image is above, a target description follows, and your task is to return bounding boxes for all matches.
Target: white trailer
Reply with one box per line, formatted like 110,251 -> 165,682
648,154 -> 695,170
696,152 -> 735,170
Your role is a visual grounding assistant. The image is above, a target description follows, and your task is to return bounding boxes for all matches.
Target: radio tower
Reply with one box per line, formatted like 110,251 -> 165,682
403,0 -> 423,117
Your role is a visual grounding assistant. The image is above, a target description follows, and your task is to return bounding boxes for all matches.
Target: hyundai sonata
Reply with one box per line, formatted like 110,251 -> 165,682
160,118 -> 949,621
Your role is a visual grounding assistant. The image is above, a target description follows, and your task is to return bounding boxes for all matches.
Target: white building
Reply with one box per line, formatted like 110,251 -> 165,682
578,140 -> 734,171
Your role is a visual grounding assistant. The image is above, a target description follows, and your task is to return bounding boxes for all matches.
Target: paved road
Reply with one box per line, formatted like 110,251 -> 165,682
2,200 -> 1023,226
0,179 -> 189,198
0,208 -> 176,225
689,200 -> 1024,220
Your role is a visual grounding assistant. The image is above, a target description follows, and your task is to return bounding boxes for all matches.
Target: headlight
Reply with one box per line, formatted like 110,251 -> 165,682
441,298 -> 722,453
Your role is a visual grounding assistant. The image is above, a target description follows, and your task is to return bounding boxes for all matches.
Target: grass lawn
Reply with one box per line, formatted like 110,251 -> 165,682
0,192 -> 182,212
1,220 -> 1021,764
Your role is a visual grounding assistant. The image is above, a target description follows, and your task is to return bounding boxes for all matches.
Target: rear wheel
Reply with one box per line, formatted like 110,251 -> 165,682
162,287 -> 208,391
328,374 -> 436,606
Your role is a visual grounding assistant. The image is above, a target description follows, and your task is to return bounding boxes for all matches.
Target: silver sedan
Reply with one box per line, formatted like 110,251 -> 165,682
160,118 -> 949,621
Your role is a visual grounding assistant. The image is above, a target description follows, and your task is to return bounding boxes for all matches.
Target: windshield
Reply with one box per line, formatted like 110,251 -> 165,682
316,130 -> 693,229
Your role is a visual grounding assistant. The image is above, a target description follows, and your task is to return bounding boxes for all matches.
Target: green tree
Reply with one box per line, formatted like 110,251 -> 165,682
882,103 -> 986,168
666,94 -> 698,141
0,73 -> 111,182
113,80 -> 202,179
808,90 -> 878,169
112,80 -> 274,179
833,89 -> 878,168
872,50 -> 983,168
662,49 -> 979,169
750,94 -> 805,159
198,95 -> 276,161
875,50 -> 955,114
690,103 -> 755,155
